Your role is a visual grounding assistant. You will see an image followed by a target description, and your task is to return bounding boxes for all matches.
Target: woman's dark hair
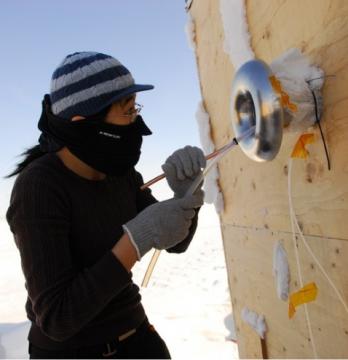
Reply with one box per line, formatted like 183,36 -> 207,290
5,145 -> 46,178
5,103 -> 113,179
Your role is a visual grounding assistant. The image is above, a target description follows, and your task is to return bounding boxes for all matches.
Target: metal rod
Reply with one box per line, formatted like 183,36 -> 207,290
141,249 -> 162,287
141,126 -> 255,287
141,126 -> 255,191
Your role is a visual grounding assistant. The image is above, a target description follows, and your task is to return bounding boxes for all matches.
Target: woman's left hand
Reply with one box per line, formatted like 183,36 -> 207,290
161,145 -> 206,198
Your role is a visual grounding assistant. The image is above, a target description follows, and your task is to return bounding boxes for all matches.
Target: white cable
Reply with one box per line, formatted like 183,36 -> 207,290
288,159 -> 318,358
288,160 -> 305,285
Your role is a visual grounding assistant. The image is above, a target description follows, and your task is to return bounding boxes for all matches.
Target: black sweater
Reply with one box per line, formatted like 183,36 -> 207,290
6,152 -> 198,350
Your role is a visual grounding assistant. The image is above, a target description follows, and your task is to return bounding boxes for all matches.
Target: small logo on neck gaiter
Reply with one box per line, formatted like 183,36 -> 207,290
98,131 -> 121,139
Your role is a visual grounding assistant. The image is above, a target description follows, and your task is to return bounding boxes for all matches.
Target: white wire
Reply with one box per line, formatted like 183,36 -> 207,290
288,159 -> 318,358
288,160 -> 305,286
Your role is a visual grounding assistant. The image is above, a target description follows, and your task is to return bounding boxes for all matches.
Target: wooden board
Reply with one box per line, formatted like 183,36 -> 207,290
189,0 -> 348,357
223,225 -> 348,358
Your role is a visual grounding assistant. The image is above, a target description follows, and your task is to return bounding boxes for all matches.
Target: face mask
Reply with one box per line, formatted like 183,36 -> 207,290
38,95 -> 152,176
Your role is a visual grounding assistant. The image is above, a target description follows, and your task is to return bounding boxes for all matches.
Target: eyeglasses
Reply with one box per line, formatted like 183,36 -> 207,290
120,103 -> 143,118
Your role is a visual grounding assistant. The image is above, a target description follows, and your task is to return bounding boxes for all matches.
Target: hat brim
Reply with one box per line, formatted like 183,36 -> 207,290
107,84 -> 154,104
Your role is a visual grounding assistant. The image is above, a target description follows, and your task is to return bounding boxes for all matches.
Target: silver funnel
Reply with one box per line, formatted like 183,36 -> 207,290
231,59 -> 284,162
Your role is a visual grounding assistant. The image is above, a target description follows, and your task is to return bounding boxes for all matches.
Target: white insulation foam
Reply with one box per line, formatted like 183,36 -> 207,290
185,12 -> 196,51
219,0 -> 254,70
195,102 -> 224,213
273,241 -> 290,301
270,48 -> 324,132
241,307 -> 267,339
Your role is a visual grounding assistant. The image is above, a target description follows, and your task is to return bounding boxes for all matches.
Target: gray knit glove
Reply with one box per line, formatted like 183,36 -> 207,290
161,146 -> 206,198
123,191 -> 204,260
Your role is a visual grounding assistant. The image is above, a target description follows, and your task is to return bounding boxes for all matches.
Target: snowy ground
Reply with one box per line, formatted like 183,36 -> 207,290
0,204 -> 238,359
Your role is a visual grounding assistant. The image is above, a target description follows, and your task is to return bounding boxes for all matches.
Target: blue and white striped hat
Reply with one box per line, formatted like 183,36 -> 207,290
50,51 -> 154,119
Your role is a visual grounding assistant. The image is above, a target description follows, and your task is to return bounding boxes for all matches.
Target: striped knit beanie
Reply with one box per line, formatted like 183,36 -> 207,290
50,51 -> 154,119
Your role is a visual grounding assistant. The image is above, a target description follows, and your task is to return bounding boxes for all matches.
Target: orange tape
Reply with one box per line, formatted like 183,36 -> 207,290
269,75 -> 298,112
291,133 -> 315,159
289,282 -> 318,319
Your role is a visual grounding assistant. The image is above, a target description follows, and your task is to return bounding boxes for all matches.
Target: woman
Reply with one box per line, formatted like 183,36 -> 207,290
6,51 -> 206,359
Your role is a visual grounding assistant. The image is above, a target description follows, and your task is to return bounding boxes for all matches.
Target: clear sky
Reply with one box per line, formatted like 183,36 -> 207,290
0,1 -> 202,218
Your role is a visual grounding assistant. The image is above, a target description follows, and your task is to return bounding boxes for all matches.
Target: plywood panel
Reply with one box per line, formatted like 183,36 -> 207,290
190,0 -> 348,357
223,225 -> 348,358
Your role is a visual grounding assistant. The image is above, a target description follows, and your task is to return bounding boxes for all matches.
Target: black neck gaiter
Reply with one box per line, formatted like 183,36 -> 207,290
38,95 -> 152,176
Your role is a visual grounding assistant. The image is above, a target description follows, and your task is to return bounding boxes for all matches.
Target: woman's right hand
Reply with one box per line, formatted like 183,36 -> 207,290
122,190 -> 204,260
